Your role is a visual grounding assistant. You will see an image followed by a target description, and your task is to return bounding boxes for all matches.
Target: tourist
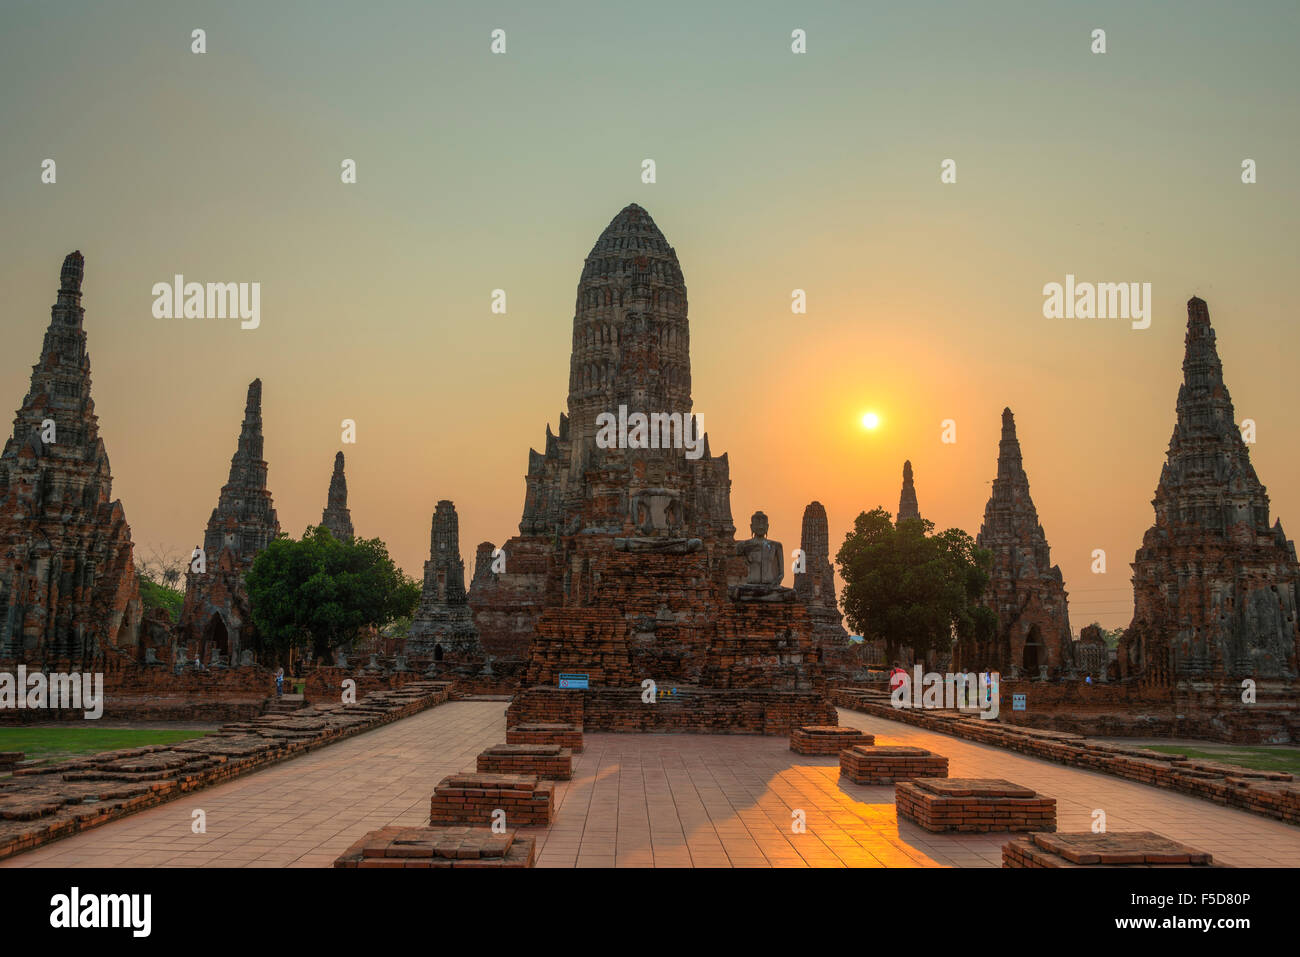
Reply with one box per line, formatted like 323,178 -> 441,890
275,667 -> 284,697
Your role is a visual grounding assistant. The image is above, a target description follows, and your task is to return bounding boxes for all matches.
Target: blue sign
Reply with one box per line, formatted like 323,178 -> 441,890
1012,693 -> 1026,712
559,673 -> 589,689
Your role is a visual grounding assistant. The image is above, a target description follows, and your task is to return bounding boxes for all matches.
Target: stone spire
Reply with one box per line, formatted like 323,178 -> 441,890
897,460 -> 920,522
470,541 -> 497,591
201,379 -> 279,564
516,203 -> 733,541
0,251 -> 142,663
567,203 -> 692,443
408,500 -> 483,666
320,451 -> 354,540
794,501 -> 849,658
1125,298 -> 1299,680
966,408 -> 1072,674
179,379 -> 280,663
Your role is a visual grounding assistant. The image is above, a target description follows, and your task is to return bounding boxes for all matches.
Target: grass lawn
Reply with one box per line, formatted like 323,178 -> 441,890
1141,744 -> 1300,777
0,727 -> 213,768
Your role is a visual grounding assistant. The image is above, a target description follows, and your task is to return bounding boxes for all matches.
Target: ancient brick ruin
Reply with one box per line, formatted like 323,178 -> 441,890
178,379 -> 280,665
407,500 -> 484,669
488,204 -> 833,733
1002,831 -> 1217,868
0,252 -> 141,666
897,459 -> 921,523
319,450 -> 354,540
959,408 -> 1073,676
794,501 -> 855,674
1123,298 -> 1300,684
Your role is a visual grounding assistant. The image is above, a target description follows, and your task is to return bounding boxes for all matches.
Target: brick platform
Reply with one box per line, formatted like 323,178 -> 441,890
333,825 -> 535,868
840,745 -> 948,784
476,743 -> 572,780
428,773 -> 554,828
790,726 -> 873,755
506,723 -> 584,753
1002,831 -> 1219,868
896,778 -> 1057,833
833,689 -> 1300,826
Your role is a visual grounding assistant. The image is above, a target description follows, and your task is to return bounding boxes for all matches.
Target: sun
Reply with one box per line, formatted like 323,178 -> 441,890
861,412 -> 880,430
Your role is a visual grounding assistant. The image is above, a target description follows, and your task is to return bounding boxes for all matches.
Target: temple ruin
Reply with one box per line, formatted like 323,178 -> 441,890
319,450 -> 354,540
0,251 -> 142,666
960,408 -> 1073,676
1123,298 -> 1300,682
794,501 -> 856,674
897,460 -> 921,523
496,204 -> 833,732
407,500 -> 484,669
178,379 -> 280,665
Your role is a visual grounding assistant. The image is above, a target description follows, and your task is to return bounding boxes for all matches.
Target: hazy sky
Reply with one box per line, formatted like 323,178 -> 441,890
2,1 -> 1298,629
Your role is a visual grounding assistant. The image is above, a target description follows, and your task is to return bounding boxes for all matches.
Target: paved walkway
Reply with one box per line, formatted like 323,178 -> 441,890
3,702 -> 1297,867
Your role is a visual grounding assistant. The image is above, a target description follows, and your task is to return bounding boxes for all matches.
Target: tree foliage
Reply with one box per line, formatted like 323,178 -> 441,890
245,527 -> 420,661
834,508 -> 997,665
138,577 -> 183,623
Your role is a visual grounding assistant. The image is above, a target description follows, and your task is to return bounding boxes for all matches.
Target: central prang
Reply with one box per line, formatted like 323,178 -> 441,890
488,203 -> 835,733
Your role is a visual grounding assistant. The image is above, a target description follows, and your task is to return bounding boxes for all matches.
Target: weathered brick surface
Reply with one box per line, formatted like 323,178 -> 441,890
0,681 -> 452,861
790,725 -> 873,755
833,689 -> 1300,826
333,825 -> 534,868
0,252 -> 142,666
896,778 -> 1056,833
428,772 -> 553,828
506,723 -> 584,753
476,744 -> 572,780
1002,831 -> 1219,868
839,745 -> 947,784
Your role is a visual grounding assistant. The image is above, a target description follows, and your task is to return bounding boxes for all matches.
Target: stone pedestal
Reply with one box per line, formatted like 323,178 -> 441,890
476,743 -> 573,780
896,778 -> 1056,833
333,825 -> 534,868
428,773 -> 554,828
790,726 -> 873,755
1002,831 -> 1217,868
839,745 -> 947,784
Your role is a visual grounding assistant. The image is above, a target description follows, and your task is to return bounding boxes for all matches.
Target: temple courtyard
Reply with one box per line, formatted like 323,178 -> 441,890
2,702 -> 1296,869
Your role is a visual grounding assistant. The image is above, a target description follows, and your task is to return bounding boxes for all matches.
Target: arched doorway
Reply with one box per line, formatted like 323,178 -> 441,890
1022,625 -> 1044,673
205,614 -> 230,659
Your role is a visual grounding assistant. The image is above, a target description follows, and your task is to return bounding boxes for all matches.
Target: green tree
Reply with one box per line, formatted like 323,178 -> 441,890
245,527 -> 420,663
835,508 -> 997,666
138,576 -> 184,623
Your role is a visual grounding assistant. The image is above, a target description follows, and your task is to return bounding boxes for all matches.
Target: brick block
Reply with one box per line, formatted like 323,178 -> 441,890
1002,831 -> 1219,868
790,726 -> 873,755
896,778 -> 1056,833
840,745 -> 947,784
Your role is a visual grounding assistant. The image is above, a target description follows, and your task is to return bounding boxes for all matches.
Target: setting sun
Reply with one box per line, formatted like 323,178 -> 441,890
861,412 -> 880,430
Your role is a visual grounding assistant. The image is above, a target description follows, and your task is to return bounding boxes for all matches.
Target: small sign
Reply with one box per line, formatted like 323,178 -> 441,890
559,673 -> 588,689
1012,693 -> 1026,712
